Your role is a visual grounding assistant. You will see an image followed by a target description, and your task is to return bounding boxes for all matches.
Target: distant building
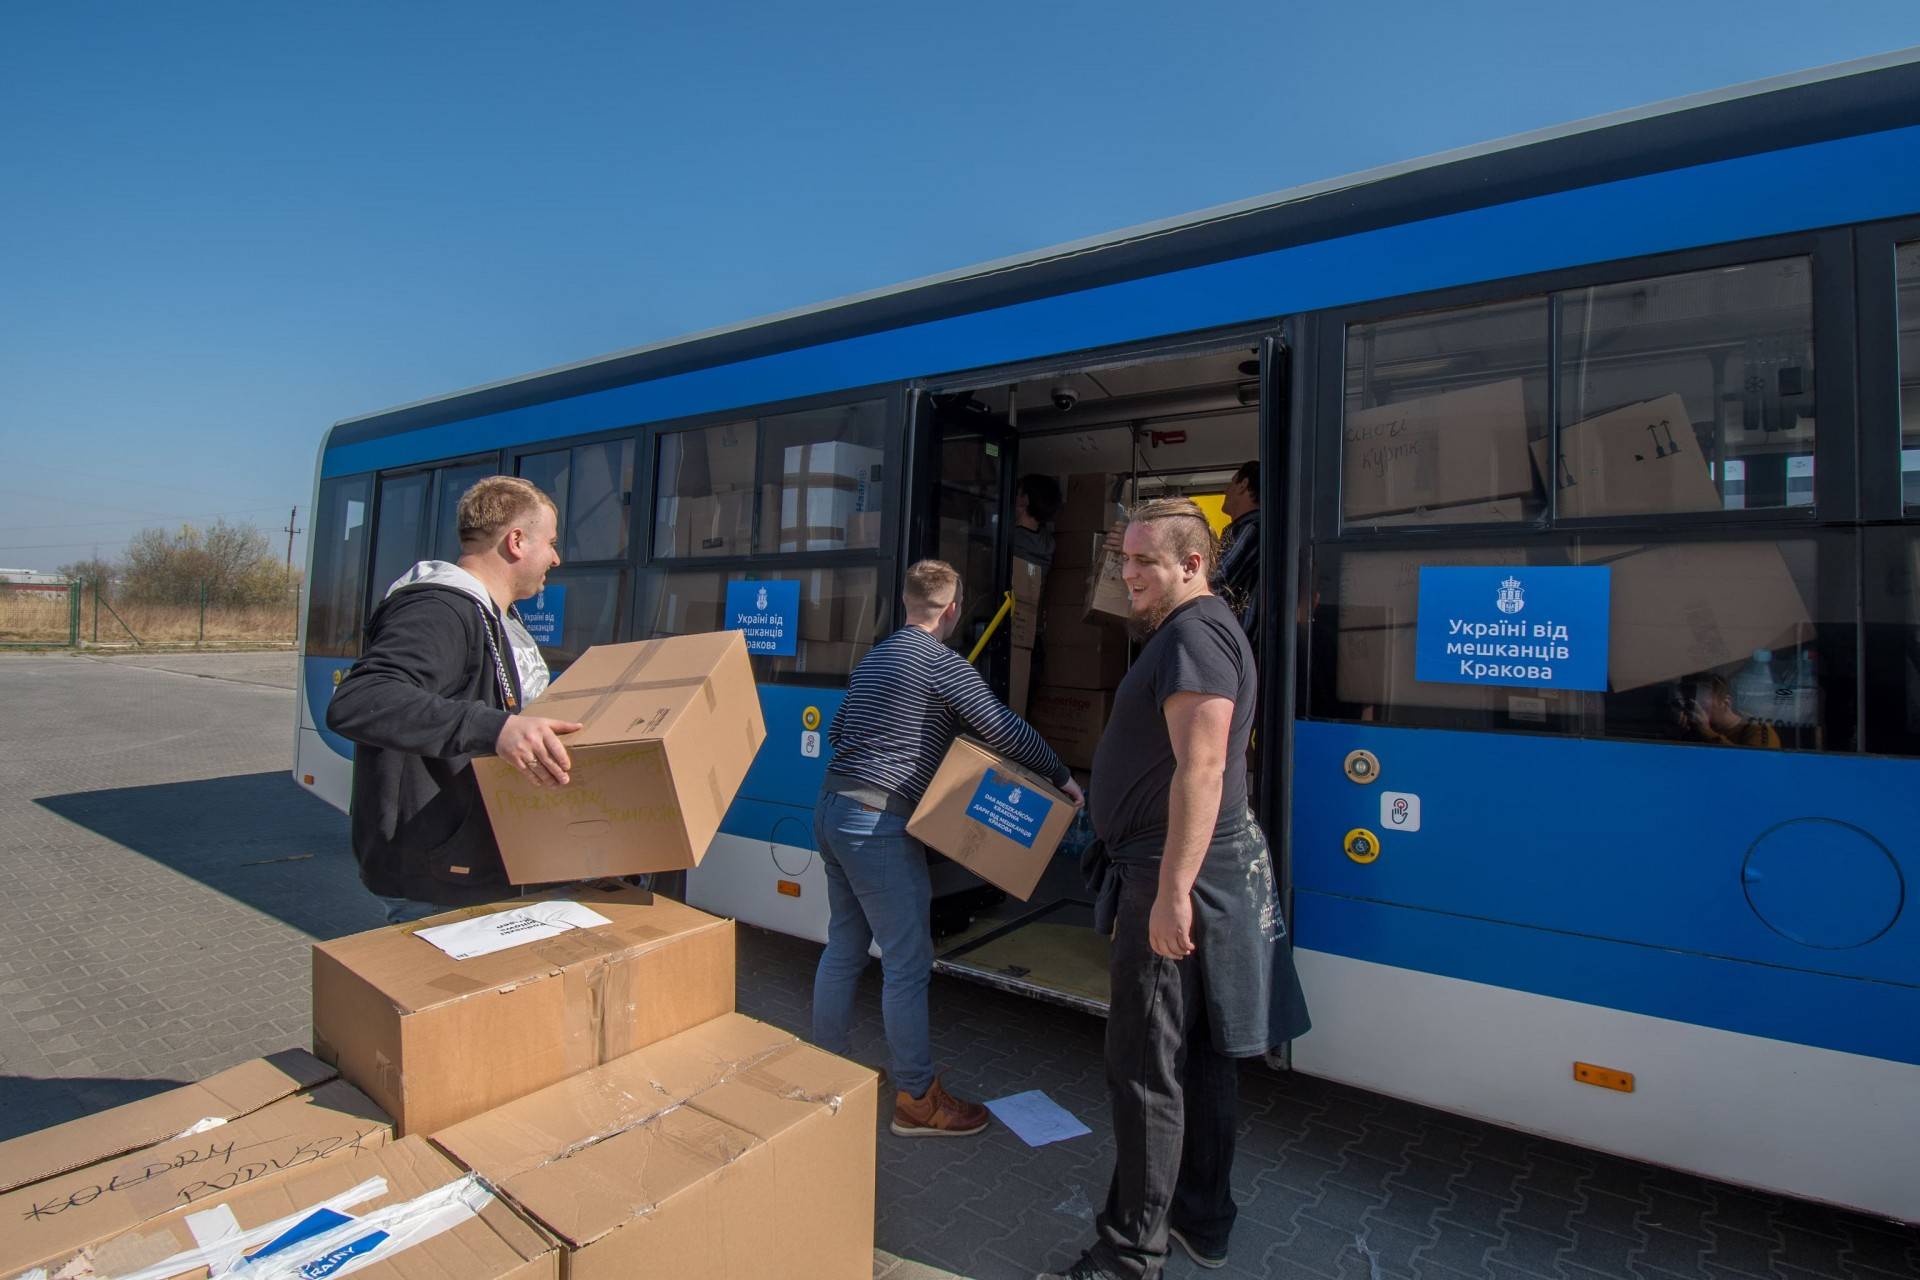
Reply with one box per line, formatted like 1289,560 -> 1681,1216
0,568 -> 71,592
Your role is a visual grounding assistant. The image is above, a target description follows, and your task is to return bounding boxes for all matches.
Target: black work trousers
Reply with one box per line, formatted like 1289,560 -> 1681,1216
1090,869 -> 1240,1280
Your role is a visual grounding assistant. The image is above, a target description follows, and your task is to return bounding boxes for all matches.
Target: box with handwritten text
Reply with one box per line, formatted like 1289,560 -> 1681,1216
472,631 -> 767,883
312,887 -> 734,1137
0,1050 -> 392,1279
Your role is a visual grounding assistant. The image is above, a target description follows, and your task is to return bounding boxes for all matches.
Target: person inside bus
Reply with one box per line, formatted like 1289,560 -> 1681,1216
1214,460 -> 1261,653
1042,499 -> 1308,1280
326,476 -> 582,924
1674,672 -> 1782,749
1012,473 -> 1064,568
814,558 -> 1086,1137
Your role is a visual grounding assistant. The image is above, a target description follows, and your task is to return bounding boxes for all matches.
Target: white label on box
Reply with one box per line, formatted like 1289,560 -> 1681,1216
414,901 -> 614,961
1380,792 -> 1421,833
801,730 -> 821,758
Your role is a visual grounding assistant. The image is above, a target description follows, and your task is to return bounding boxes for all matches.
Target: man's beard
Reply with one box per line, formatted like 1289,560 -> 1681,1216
1127,595 -> 1174,639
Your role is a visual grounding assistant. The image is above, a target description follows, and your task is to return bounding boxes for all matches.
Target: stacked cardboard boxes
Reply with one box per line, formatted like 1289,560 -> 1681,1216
763,441 -> 884,552
665,422 -> 759,557
1027,473 -> 1130,768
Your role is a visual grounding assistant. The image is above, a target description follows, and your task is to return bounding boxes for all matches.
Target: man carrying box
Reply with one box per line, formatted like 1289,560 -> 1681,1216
327,476 -> 582,924
1041,499 -> 1307,1280
816,558 -> 1086,1137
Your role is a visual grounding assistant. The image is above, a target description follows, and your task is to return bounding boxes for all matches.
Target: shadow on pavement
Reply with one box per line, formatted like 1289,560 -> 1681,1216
0,1073 -> 188,1142
35,772 -> 384,941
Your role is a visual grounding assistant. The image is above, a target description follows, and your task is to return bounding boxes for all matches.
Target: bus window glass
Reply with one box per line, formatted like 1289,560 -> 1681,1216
432,462 -> 496,561
1342,298 -> 1548,528
518,449 -> 570,532
655,421 -> 758,559
533,568 -> 625,671
370,472 -> 429,604
305,476 -> 370,658
1897,242 -> 1920,508
566,439 -> 634,561
1864,528 -> 1920,754
754,402 -> 887,554
643,564 -> 878,682
1556,258 -> 1814,515
1312,536 -> 1840,750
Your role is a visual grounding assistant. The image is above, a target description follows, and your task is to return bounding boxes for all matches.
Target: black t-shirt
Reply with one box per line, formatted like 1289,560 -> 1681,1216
1090,593 -> 1257,860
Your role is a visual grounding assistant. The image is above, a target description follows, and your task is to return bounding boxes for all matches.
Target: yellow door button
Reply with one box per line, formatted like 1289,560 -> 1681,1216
1344,828 -> 1381,864
802,705 -> 822,730
1343,750 -> 1380,784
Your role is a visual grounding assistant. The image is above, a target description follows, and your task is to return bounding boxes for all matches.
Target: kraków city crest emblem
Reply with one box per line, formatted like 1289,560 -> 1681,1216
1496,575 -> 1525,615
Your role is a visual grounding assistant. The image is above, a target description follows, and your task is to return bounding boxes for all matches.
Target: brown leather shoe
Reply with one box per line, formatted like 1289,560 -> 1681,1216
891,1075 -> 990,1137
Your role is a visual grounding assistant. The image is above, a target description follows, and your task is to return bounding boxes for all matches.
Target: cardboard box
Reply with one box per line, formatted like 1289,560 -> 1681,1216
1537,393 -> 1721,519
768,442 -> 884,551
1594,540 -> 1813,691
1342,378 -> 1536,522
683,489 -> 754,558
43,1136 -> 556,1280
0,1073 -> 391,1279
842,583 -> 879,645
473,633 -> 767,882
705,420 -> 757,492
1057,472 -> 1124,532
1010,556 -> 1046,648
1050,526 -> 1104,572
907,738 -> 1074,900
1027,685 -> 1114,770
1086,546 -> 1133,625
1040,635 -> 1129,689
654,574 -> 727,636
433,1013 -> 878,1280
1332,547 -> 1526,707
1009,643 -> 1033,714
313,887 -> 735,1138
846,509 -> 883,550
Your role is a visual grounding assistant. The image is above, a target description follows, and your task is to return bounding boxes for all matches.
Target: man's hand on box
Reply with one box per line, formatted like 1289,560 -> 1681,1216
495,715 -> 583,787
1061,778 -> 1086,809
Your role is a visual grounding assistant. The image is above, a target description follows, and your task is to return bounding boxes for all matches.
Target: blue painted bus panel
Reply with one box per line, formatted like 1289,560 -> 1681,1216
326,123 -> 1920,479
1292,721 -> 1917,988
304,657 -> 357,758
1294,891 -> 1920,1067
735,684 -> 842,814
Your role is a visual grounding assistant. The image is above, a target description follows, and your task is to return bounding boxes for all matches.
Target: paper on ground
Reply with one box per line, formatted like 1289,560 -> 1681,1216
985,1090 -> 1091,1147
414,901 -> 613,960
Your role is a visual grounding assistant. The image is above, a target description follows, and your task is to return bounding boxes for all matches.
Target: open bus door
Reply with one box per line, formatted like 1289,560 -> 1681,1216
919,333 -> 1297,1015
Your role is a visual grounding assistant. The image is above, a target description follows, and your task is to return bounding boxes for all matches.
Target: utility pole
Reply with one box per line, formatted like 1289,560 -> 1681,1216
283,506 -> 302,573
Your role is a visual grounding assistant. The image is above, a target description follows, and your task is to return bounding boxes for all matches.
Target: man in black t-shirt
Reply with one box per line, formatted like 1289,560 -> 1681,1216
1039,498 -> 1309,1280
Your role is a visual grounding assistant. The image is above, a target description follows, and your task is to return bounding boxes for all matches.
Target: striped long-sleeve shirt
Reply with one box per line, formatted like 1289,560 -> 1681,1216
826,625 -> 1071,804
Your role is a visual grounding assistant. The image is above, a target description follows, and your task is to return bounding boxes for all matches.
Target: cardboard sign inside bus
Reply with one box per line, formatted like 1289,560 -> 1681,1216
472,632 -> 767,882
1342,378 -> 1537,521
1533,394 -> 1723,519
908,738 -> 1075,901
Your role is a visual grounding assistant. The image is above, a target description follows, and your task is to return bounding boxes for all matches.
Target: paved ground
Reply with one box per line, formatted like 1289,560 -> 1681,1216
1,650 -> 1914,1280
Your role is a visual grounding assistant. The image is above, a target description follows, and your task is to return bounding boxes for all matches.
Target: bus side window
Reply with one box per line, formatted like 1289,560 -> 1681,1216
1557,258 -> 1814,515
305,476 -> 371,658
1342,298 -> 1549,529
1898,242 -> 1920,508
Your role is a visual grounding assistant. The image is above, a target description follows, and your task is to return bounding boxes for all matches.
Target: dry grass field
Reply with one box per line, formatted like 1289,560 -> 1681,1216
0,588 -> 296,647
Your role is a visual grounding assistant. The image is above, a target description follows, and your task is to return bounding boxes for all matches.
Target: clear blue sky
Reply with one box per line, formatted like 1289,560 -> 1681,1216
2,2 -> 1915,571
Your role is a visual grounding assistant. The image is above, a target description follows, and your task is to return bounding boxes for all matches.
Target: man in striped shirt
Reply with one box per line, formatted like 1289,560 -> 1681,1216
815,558 -> 1085,1137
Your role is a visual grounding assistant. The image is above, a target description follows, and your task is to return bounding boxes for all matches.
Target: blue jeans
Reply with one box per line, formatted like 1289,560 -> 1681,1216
811,792 -> 934,1098
374,895 -> 444,925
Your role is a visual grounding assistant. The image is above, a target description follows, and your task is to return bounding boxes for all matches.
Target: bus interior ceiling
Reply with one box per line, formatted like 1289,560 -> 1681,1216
926,344 -> 1262,1007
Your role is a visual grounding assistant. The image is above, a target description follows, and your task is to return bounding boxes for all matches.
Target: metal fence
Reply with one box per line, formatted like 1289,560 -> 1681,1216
0,580 -> 299,650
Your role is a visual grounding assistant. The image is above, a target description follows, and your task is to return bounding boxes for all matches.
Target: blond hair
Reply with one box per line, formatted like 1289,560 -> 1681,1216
457,476 -> 557,550
903,559 -> 962,614
1127,497 -> 1219,575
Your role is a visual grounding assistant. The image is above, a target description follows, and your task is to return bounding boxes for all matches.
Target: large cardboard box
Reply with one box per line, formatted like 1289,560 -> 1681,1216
473,633 -> 767,882
846,509 -> 883,550
705,420 -> 758,491
683,489 -> 754,558
1027,686 -> 1114,770
1342,378 -> 1536,522
1584,540 -> 1814,691
1057,472 -> 1123,532
1537,394 -> 1721,519
1010,556 -> 1046,648
1009,643 -> 1033,715
906,738 -> 1075,900
1041,634 -> 1129,689
0,1069 -> 391,1280
1085,546 -> 1132,625
767,442 -> 884,551
313,888 -> 734,1138
433,1013 -> 878,1280
1332,547 -> 1526,708
35,1136 -> 556,1280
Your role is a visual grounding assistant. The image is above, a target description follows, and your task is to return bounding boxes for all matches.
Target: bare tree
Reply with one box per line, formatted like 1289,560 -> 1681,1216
122,520 -> 291,606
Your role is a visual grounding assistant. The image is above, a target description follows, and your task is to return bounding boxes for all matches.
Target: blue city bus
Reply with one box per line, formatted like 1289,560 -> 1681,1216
297,52 -> 1920,1220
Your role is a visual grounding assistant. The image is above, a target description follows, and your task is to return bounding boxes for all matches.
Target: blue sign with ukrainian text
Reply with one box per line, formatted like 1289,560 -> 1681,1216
516,584 -> 567,647
1415,566 -> 1611,691
727,579 -> 800,656
965,769 -> 1053,848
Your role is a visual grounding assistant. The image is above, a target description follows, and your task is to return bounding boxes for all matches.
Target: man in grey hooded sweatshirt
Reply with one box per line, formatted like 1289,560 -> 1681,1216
327,476 -> 580,923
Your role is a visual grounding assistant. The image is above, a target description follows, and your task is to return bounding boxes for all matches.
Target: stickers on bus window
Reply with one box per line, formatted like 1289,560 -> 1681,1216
726,579 -> 800,655
516,584 -> 567,648
1414,566 -> 1610,691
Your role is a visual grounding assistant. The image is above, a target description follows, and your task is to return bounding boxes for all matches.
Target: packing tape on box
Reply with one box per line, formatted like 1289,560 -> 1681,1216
101,1173 -> 491,1280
